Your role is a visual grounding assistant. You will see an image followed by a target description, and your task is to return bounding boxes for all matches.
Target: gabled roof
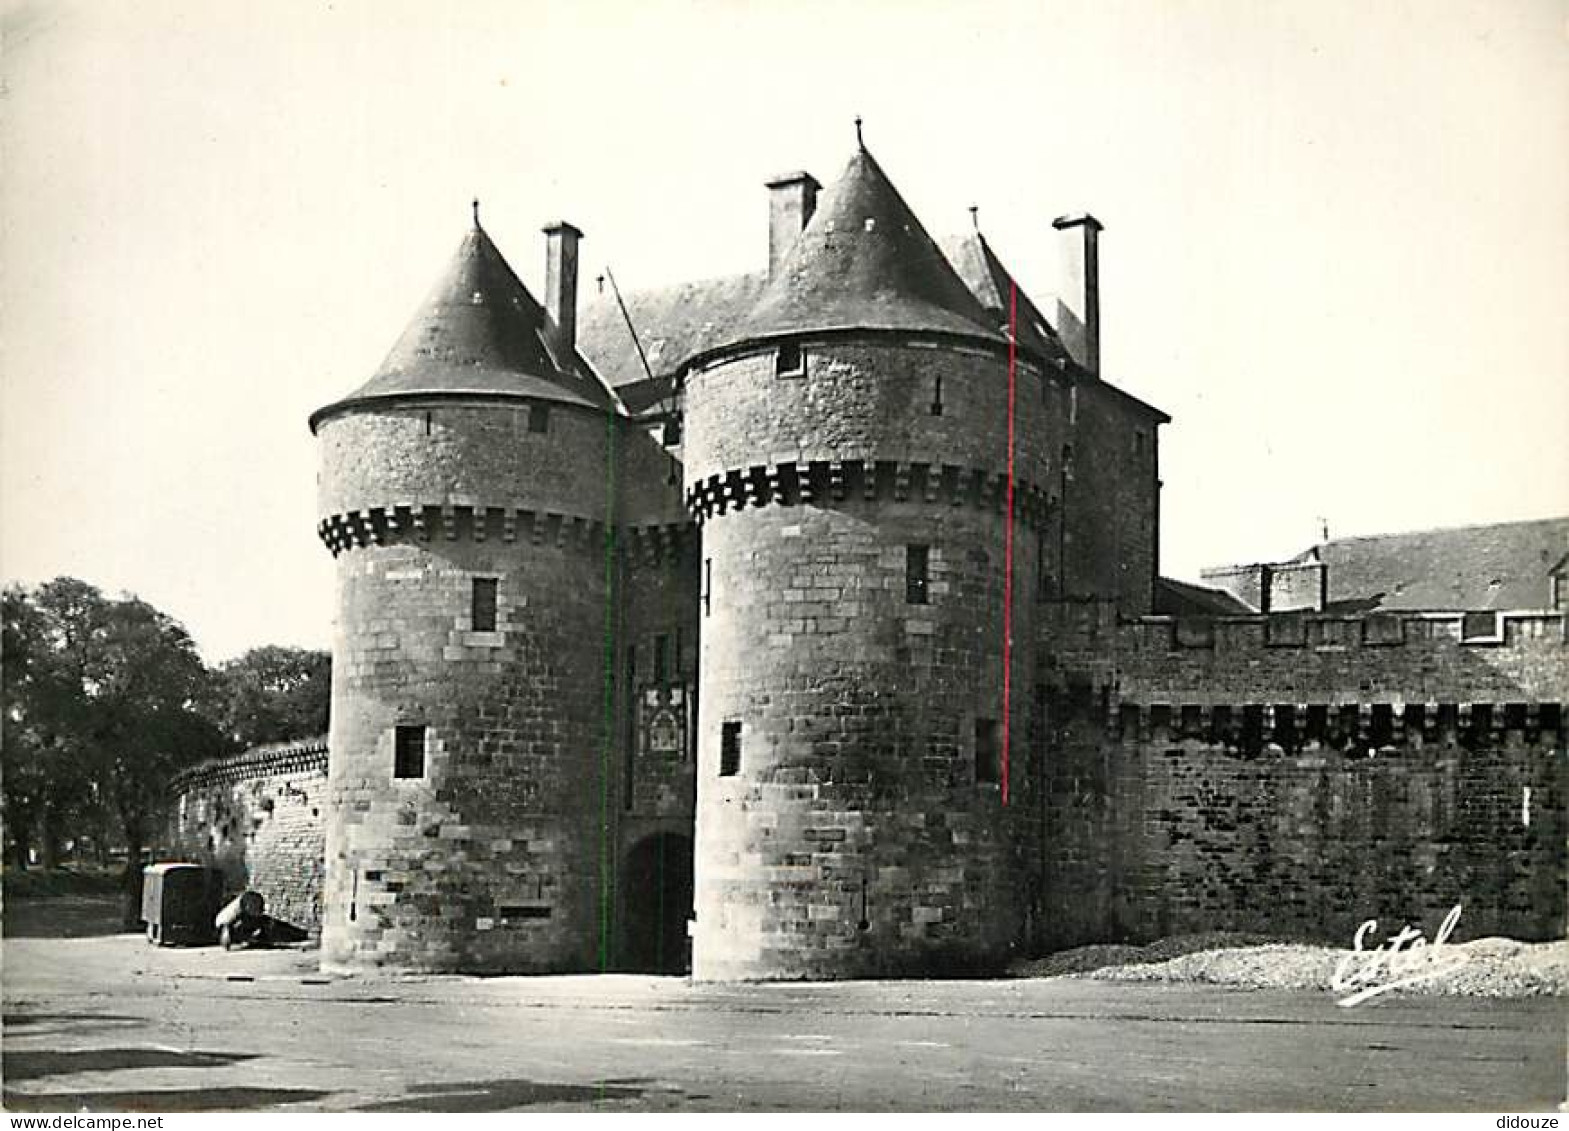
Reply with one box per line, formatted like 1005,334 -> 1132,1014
1300,516 -> 1569,612
686,146 -> 1009,366
311,222 -> 612,431
941,230 -> 1072,366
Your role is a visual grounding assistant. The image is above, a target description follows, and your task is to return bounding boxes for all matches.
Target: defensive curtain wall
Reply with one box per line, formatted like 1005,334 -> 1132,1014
1036,603 -> 1568,952
166,739 -> 330,935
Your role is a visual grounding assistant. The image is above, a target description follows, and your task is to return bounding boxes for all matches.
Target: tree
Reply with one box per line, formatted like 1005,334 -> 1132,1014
213,645 -> 330,749
3,581 -> 101,869
1,579 -> 225,922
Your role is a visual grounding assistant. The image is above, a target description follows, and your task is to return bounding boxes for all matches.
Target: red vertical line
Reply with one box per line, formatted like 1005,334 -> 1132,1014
1002,279 -> 1018,806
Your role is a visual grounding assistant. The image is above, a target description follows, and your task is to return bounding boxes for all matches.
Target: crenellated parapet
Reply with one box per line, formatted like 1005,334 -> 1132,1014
1099,699 -> 1564,753
1044,601 -> 1568,706
684,458 -> 1051,527
170,737 -> 329,793
316,503 -> 611,556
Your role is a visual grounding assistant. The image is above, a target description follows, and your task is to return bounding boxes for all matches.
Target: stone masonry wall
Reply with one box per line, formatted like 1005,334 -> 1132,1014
683,337 -> 1051,979
682,341 -> 1061,488
317,401 -> 618,973
690,499 -> 1039,979
168,740 -> 329,935
1037,603 -> 1569,949
1060,384 -> 1159,614
317,400 -> 615,522
321,532 -> 616,973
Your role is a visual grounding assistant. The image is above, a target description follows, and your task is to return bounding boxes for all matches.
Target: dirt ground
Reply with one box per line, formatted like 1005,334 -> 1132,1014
2,896 -> 1565,1112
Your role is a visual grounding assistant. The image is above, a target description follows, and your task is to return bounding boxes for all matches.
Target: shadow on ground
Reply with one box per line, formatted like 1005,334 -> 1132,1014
4,1048 -> 256,1083
352,1078 -> 659,1112
2,1087 -> 332,1112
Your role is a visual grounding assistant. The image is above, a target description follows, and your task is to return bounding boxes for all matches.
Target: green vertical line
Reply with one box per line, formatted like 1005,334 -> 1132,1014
599,407 -> 618,973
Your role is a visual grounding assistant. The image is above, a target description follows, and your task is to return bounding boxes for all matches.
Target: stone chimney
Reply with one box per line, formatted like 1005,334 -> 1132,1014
1052,212 -> 1103,376
542,221 -> 583,361
765,171 -> 821,276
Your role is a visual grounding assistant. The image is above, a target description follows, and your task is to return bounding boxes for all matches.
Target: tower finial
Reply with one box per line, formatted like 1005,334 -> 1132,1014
969,205 -> 980,232
472,198 -> 481,229
854,115 -> 864,149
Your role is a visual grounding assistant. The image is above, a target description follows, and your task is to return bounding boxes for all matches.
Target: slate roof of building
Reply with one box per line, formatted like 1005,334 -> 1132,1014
1154,576 -> 1257,617
312,222 -> 613,431
1298,516 -> 1569,612
577,272 -> 768,409
574,147 -> 1168,422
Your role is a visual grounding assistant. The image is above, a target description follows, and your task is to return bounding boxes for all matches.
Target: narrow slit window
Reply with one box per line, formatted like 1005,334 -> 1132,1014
471,577 -> 498,632
719,721 -> 742,777
702,558 -> 713,616
775,342 -> 804,377
930,374 -> 944,416
424,410 -> 433,436
623,645 -> 637,809
653,634 -> 670,687
906,544 -> 930,605
394,725 -> 427,779
528,403 -> 550,433
974,718 -> 1000,784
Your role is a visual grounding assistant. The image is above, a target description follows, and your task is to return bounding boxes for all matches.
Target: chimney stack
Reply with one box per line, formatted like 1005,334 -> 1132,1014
1052,212 -> 1103,376
542,221 -> 583,361
765,171 -> 821,276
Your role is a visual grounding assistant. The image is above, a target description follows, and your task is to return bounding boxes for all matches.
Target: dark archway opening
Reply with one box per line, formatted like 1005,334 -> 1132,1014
621,833 -> 694,974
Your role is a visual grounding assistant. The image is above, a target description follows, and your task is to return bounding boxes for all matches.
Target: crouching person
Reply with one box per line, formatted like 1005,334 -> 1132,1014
215,890 -> 269,949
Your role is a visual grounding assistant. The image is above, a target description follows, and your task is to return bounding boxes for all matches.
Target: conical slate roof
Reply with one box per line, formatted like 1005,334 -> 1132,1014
692,146 -> 1009,365
310,220 -> 611,431
942,230 -> 1072,366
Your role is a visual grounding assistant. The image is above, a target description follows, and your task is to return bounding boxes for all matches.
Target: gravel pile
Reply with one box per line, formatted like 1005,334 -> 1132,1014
1012,935 -> 1569,998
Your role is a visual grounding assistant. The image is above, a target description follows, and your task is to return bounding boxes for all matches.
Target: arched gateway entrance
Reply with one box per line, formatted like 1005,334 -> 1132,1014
621,832 -> 694,973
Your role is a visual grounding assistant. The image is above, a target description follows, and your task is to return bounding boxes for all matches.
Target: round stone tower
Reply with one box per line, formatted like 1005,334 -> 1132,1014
681,144 -> 1064,979
310,211 -> 621,973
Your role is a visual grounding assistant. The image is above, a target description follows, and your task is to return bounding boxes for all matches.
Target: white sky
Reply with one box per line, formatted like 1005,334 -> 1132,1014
3,0 -> 1566,662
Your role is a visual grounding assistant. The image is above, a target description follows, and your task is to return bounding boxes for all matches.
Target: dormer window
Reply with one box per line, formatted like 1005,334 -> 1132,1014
776,342 -> 805,378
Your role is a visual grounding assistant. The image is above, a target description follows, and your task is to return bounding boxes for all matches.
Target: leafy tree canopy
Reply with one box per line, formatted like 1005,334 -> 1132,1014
213,645 -> 330,749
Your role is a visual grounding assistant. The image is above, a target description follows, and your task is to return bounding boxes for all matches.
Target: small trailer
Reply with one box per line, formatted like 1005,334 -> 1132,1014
141,862 -> 219,946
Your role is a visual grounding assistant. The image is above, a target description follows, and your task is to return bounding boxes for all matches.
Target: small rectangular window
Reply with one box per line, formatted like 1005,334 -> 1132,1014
906,544 -> 930,605
528,403 -> 550,433
719,721 -> 742,777
394,725 -> 426,779
471,577 -> 498,632
499,905 -> 551,920
775,342 -> 805,377
974,719 -> 1000,784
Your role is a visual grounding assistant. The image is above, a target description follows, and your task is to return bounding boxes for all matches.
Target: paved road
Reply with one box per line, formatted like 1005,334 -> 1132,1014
2,930 -> 1564,1112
